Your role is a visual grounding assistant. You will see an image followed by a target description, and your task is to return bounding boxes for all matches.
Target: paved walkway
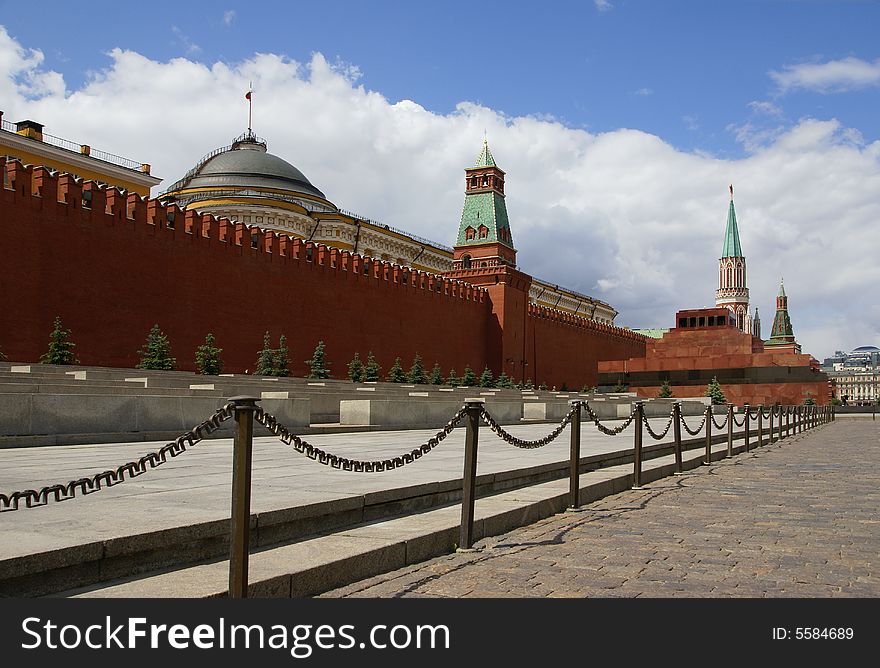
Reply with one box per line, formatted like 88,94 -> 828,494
0,416 -> 676,560
324,419 -> 880,598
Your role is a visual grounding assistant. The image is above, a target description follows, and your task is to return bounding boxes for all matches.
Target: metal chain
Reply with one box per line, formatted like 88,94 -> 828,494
732,412 -> 746,428
254,405 -> 467,472
481,405 -> 575,449
0,403 -> 236,512
642,411 -> 675,440
761,407 -> 773,419
679,412 -> 708,436
711,411 -> 729,430
581,402 -> 638,436
748,408 -> 762,420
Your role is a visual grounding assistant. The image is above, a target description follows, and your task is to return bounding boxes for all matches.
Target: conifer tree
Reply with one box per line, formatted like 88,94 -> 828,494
0,346 -> 5,362
255,332 -> 275,376
496,372 -> 514,388
560,382 -> 568,392
306,340 -> 330,379
274,335 -> 291,377
407,353 -> 428,385
539,382 -> 548,391
363,352 -> 381,382
136,324 -> 175,370
658,380 -> 673,398
347,352 -> 364,383
524,378 -> 534,390
803,396 -> 815,406
462,365 -> 477,387
613,381 -> 627,392
705,377 -> 727,405
386,357 -> 407,383
40,316 -> 79,365
445,368 -> 461,387
195,333 -> 223,375
479,366 -> 494,388
429,363 -> 443,385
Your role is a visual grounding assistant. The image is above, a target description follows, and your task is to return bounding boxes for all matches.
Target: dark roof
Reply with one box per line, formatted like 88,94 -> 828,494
181,139 -> 327,200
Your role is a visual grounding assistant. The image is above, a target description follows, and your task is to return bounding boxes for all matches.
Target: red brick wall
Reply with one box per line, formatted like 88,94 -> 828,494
0,160 -> 645,382
0,162 -> 490,376
526,305 -> 646,389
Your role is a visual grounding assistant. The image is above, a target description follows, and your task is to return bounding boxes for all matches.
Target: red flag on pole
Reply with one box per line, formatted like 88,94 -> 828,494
245,90 -> 252,100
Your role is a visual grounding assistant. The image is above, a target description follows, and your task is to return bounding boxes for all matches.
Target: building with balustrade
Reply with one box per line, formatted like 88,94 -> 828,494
160,132 -> 618,324
0,112 -> 159,196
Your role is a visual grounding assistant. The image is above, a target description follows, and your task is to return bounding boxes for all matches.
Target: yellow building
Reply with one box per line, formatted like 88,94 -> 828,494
161,130 -> 619,324
0,112 -> 160,196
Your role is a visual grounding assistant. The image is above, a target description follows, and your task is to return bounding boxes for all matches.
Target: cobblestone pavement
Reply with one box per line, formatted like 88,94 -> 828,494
324,419 -> 880,598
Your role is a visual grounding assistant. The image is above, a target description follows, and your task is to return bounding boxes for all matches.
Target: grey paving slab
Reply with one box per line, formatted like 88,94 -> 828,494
323,419 -> 880,598
0,417 -> 680,561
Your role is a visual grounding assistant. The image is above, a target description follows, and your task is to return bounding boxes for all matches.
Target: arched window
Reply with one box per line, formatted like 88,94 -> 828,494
461,254 -> 472,269
478,225 -> 489,239
465,226 -> 476,240
736,265 -> 742,286
727,267 -> 732,288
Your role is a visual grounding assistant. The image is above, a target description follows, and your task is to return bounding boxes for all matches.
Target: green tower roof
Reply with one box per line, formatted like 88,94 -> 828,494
721,193 -> 743,258
456,192 -> 513,247
474,139 -> 496,168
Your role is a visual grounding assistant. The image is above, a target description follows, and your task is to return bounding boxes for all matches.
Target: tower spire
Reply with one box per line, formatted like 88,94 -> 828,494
715,185 -> 750,331
765,277 -> 798,351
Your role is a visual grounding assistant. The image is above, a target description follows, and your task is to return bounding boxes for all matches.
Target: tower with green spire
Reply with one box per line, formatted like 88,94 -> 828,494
765,279 -> 800,353
715,185 -> 753,334
451,138 -> 517,269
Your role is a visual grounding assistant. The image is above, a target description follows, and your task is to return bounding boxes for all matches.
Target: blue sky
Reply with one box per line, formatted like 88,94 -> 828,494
5,0 -> 879,158
1,1 -> 878,358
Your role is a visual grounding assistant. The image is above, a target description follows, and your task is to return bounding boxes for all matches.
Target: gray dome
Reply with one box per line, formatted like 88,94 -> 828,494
852,345 -> 878,353
179,137 -> 328,201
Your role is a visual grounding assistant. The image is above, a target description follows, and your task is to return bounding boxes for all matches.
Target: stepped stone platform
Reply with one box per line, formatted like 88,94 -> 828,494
0,414 -> 757,598
0,361 -> 708,446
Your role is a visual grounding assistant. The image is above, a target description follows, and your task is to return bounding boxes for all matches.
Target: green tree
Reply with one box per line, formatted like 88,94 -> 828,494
539,383 -> 548,391
40,316 -> 78,365
462,365 -> 477,387
347,352 -> 364,383
445,368 -> 461,387
613,381 -> 627,392
803,396 -> 816,406
255,332 -> 276,376
136,324 -> 175,370
478,366 -> 495,388
386,357 -> 407,383
429,363 -> 443,385
560,382 -> 568,392
306,340 -> 330,379
0,347 -> 5,362
275,335 -> 290,377
362,352 -> 381,382
407,353 -> 428,384
705,377 -> 727,405
496,372 -> 514,388
658,380 -> 673,398
195,333 -> 223,375
524,378 -> 534,390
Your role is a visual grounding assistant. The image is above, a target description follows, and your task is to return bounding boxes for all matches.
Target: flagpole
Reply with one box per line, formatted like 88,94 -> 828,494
247,82 -> 253,134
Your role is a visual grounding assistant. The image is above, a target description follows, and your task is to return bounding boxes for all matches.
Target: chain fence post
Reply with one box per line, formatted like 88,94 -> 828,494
743,403 -> 750,452
704,405 -> 712,465
458,400 -> 483,551
673,402 -> 683,474
785,406 -> 790,438
757,405 -> 764,448
632,402 -> 644,489
726,403 -> 733,458
228,395 -> 260,599
769,406 -> 775,444
569,400 -> 582,509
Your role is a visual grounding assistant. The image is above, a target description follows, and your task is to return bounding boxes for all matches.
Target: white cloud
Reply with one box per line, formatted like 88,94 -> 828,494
634,87 -> 653,97
1,27 -> 877,360
170,25 -> 201,55
748,100 -> 782,117
223,10 -> 236,27
771,56 -> 880,94
594,0 -> 613,11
